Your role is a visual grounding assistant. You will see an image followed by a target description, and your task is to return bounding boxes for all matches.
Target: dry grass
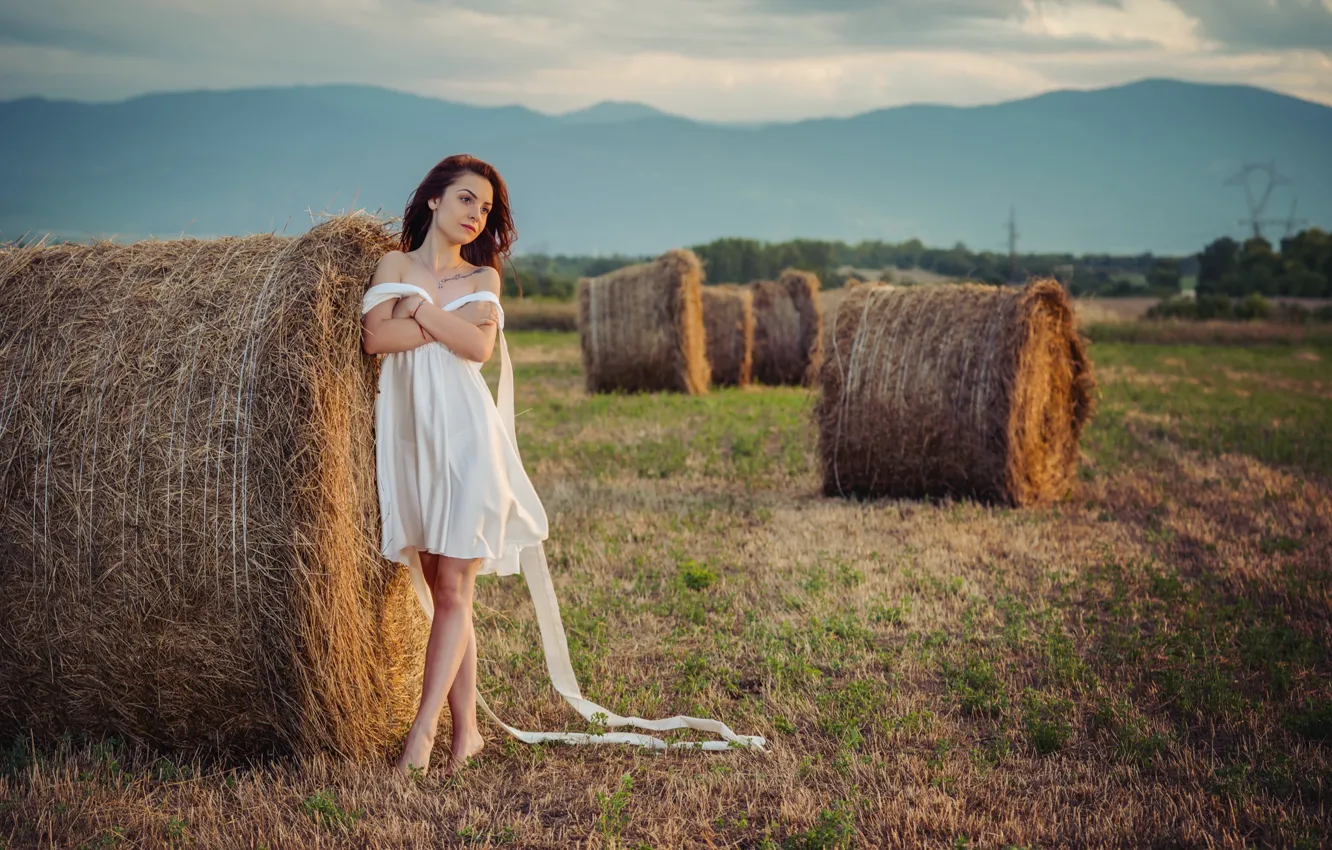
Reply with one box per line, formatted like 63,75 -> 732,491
1086,319 -> 1332,347
3,326 -> 1331,848
1072,297 -> 1157,324
504,298 -> 578,332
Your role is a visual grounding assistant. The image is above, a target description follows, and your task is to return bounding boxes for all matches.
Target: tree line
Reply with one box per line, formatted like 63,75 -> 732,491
1196,230 -> 1332,298
502,237 -> 1188,299
500,229 -> 1331,301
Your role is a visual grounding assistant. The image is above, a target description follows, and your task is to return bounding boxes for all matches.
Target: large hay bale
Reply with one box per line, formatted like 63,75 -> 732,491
0,215 -> 427,759
815,278 -> 1096,506
820,280 -> 890,354
700,285 -> 754,387
750,269 -> 823,386
578,249 -> 709,394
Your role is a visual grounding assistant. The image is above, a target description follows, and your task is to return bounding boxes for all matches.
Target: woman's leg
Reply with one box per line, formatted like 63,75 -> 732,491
420,548 -> 442,596
446,619 -> 483,767
427,548 -> 482,767
396,554 -> 481,775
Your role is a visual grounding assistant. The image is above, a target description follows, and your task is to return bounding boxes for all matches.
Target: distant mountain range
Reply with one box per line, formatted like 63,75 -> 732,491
2,78 -> 1329,256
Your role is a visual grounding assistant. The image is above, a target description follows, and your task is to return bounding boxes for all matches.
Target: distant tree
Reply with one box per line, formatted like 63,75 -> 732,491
583,256 -> 639,277
1279,228 -> 1331,297
1196,237 -> 1241,295
1237,237 -> 1281,296
895,238 -> 925,269
693,237 -> 765,282
1069,268 -> 1112,297
772,239 -> 836,280
1146,258 -> 1182,294
1195,293 -> 1234,319
503,265 -> 575,299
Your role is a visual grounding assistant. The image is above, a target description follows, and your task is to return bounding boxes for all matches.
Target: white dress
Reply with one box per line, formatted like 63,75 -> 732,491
372,289 -> 547,590
362,282 -> 766,752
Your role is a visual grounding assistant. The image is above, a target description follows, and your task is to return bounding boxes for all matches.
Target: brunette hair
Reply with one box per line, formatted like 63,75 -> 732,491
399,154 -> 517,275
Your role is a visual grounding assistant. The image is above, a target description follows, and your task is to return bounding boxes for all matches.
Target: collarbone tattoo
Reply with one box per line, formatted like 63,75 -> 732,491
436,267 -> 485,287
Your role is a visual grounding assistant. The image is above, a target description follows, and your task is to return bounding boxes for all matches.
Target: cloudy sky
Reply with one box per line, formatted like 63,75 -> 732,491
1,0 -> 1330,121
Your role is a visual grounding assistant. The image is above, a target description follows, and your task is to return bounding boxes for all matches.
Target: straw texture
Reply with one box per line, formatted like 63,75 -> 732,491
577,249 -> 709,394
700,285 -> 754,388
750,269 -> 822,386
0,215 -> 428,759
815,278 -> 1096,506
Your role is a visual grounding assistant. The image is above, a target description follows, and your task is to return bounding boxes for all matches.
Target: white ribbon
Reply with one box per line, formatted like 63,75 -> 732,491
362,282 -> 767,752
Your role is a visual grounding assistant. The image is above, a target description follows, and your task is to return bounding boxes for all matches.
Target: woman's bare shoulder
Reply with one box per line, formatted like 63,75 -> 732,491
474,265 -> 502,295
371,250 -> 409,285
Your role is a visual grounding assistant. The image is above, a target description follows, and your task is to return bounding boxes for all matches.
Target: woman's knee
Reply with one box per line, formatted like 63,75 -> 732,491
431,557 -> 479,609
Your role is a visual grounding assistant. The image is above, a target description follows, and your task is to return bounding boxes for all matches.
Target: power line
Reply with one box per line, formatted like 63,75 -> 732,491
1224,159 -> 1292,240
1279,197 -> 1309,240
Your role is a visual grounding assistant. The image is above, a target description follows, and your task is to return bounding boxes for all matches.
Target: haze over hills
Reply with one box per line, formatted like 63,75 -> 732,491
1,78 -> 1328,256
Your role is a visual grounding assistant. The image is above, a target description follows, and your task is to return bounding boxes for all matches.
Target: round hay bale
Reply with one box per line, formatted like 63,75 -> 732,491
577,249 -> 709,394
815,278 -> 1096,506
700,285 -> 754,388
0,215 -> 428,759
750,268 -> 823,386
820,281 -> 893,366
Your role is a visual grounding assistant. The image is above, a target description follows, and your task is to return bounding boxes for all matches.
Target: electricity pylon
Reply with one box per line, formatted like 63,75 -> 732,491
1224,159 -> 1291,240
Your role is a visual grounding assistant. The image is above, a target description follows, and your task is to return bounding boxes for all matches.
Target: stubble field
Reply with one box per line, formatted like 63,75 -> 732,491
3,326 -> 1331,849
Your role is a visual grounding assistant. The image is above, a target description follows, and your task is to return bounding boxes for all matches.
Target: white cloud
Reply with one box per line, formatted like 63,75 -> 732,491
496,50 -> 1056,120
0,0 -> 1329,116
1017,0 -> 1212,51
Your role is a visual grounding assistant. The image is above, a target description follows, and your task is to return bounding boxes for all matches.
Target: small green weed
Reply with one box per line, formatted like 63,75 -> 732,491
869,598 -> 909,626
816,680 -> 884,747
781,800 -> 856,850
972,734 -> 1011,770
1022,691 -> 1074,756
301,789 -> 364,833
1090,697 -> 1168,768
586,710 -> 610,737
942,656 -> 1008,717
166,816 -> 188,842
1,737 -> 32,778
596,772 -> 634,841
679,559 -> 717,590
456,825 -> 517,845
1260,535 -> 1301,555
77,827 -> 126,850
1286,699 -> 1332,741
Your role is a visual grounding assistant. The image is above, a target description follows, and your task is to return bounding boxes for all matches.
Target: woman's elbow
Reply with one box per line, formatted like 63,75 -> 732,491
361,326 -> 381,356
463,345 -> 492,364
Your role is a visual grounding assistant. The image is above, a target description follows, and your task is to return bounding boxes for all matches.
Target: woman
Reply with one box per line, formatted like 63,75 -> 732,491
361,154 -> 765,778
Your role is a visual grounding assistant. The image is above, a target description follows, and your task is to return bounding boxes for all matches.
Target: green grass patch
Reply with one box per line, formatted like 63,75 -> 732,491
301,789 -> 364,833
942,655 -> 1008,718
1084,342 -> 1332,477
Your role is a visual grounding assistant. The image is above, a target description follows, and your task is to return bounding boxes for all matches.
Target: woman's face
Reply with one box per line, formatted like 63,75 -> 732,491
429,172 -> 494,246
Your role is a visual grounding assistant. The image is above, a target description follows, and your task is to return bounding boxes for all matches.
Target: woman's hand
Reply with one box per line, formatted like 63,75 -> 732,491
391,295 -> 425,321
390,295 -> 435,342
457,300 -> 498,327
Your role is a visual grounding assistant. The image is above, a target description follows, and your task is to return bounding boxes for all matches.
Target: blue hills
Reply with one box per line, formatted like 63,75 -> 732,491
1,78 -> 1328,255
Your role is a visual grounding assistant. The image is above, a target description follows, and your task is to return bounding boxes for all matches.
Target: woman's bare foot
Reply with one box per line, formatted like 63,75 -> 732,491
394,724 -> 436,777
443,726 -> 485,776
